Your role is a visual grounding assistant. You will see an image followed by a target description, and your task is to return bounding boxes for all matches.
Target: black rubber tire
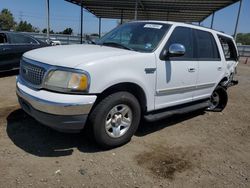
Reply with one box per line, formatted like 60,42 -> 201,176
89,92 -> 141,148
207,86 -> 228,112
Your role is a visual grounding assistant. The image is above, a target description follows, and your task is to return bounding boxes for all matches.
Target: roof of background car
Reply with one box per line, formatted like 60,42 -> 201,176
129,20 -> 234,39
0,31 -> 30,35
0,31 -> 47,44
0,31 -> 38,37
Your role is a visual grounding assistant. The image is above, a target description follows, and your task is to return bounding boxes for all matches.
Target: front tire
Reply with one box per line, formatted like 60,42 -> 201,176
207,86 -> 228,112
89,92 -> 141,148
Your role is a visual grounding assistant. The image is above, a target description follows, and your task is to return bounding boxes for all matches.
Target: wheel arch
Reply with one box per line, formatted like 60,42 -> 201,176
219,76 -> 228,84
218,76 -> 230,88
94,82 -> 147,113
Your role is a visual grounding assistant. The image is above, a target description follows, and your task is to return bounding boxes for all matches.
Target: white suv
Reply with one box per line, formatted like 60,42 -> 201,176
16,21 -> 238,148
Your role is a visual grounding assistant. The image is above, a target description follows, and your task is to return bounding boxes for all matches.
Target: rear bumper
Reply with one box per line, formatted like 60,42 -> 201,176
16,78 -> 97,133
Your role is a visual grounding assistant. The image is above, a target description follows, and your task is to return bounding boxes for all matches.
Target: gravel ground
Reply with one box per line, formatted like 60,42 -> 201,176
0,62 -> 249,188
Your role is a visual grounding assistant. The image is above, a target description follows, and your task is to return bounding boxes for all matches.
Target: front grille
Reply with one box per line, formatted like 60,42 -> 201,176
20,59 -> 46,86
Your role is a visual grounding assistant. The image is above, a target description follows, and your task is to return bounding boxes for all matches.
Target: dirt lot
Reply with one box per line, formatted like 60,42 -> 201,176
0,62 -> 249,188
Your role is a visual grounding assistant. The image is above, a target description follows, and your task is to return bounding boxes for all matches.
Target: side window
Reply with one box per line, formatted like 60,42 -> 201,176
0,33 -> 8,44
195,30 -> 220,60
165,27 -> 194,60
9,33 -> 38,44
218,36 -> 238,61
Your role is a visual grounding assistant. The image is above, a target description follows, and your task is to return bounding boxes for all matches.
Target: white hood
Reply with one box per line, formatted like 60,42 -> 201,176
23,44 -> 136,68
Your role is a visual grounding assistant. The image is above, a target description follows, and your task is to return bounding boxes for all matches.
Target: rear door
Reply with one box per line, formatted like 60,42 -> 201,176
193,29 -> 222,101
155,26 -> 198,109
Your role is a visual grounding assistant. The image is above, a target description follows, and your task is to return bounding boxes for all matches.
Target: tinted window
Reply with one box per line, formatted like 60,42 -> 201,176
0,33 -> 8,44
195,30 -> 220,60
218,35 -> 238,61
9,33 -> 38,44
165,27 -> 194,60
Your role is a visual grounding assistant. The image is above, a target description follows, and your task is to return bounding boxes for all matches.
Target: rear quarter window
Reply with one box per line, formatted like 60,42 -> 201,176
218,35 -> 238,61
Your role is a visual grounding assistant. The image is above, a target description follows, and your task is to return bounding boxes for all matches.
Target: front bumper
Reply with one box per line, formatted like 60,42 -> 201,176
16,78 -> 97,133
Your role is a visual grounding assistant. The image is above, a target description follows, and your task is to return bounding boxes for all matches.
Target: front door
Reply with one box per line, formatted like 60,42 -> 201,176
155,26 -> 198,110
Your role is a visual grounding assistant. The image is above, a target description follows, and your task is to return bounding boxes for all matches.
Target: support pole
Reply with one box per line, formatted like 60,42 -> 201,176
46,0 -> 50,41
120,9 -> 123,25
234,0 -> 243,40
98,17 -> 101,38
134,0 -> 138,20
80,0 -> 83,44
210,12 -> 215,29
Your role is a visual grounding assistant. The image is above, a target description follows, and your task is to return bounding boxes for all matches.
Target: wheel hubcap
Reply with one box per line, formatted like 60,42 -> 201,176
105,104 -> 132,138
208,91 -> 220,110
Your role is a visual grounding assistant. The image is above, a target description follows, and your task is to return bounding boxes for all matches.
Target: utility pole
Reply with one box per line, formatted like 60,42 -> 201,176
80,0 -> 83,44
46,0 -> 50,41
210,11 -> 215,29
120,9 -> 124,24
134,0 -> 138,20
99,17 -> 101,38
234,0 -> 243,40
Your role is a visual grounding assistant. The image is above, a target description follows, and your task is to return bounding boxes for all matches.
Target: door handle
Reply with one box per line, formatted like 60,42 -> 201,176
145,68 -> 156,74
188,68 -> 196,72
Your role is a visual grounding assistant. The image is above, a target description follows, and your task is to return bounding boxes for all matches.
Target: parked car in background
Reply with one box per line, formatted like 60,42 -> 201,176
46,38 -> 61,46
16,21 -> 239,148
0,31 -> 49,72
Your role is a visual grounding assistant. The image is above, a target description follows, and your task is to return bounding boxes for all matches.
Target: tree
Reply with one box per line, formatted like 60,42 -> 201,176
236,33 -> 250,45
62,28 -> 73,35
33,27 -> 40,33
0,9 -> 16,30
42,28 -> 54,34
15,21 -> 35,32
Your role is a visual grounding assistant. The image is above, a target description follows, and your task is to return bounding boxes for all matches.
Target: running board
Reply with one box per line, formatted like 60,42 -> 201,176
144,100 -> 210,122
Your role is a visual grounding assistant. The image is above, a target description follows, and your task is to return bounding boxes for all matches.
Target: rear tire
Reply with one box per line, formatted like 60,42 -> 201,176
89,92 -> 141,148
207,86 -> 228,112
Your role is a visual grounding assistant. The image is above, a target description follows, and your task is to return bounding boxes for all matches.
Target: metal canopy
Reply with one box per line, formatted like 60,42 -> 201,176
65,0 -> 239,22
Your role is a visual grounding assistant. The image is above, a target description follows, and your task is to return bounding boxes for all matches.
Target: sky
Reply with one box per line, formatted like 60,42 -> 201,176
0,0 -> 249,35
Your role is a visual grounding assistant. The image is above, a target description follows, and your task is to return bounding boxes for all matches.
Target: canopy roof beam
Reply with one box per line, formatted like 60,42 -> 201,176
66,0 -> 240,23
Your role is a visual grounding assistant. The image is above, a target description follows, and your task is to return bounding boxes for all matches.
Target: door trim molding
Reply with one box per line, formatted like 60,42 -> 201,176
156,82 -> 215,96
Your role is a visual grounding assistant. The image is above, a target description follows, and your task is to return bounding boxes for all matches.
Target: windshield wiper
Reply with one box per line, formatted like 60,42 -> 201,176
101,42 -> 134,51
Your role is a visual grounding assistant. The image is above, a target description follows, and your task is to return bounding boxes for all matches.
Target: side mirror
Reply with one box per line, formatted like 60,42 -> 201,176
168,43 -> 186,57
160,43 -> 186,60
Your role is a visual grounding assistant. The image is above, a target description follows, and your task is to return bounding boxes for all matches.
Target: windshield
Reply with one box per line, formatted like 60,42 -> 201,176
97,22 -> 171,52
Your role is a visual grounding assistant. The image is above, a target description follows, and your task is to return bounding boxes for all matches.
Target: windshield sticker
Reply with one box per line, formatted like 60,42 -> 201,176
144,24 -> 163,29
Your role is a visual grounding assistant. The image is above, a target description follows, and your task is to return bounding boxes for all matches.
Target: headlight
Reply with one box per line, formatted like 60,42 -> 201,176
44,70 -> 89,93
